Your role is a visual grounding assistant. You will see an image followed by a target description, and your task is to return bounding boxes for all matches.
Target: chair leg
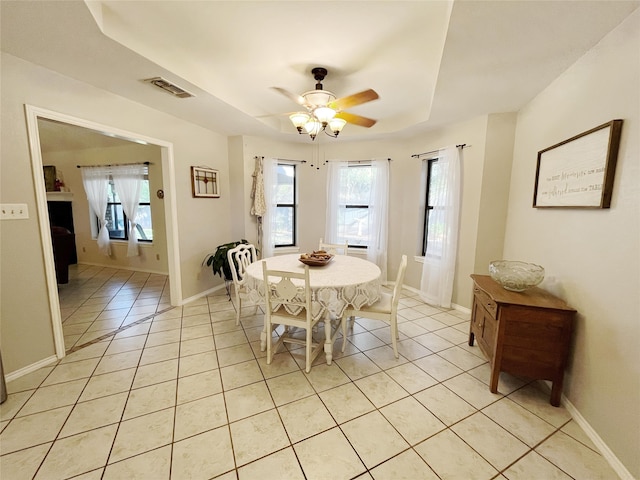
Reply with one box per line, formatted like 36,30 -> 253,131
266,319 -> 273,365
390,317 -> 399,359
341,315 -> 348,353
305,326 -> 312,373
342,315 -> 355,353
235,292 -> 242,326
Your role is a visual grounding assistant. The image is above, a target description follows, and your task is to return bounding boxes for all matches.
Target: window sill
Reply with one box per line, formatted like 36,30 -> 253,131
101,239 -> 154,247
274,246 -> 300,254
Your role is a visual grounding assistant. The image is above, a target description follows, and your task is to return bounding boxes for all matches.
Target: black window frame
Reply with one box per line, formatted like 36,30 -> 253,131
421,158 -> 438,256
274,163 -> 297,248
101,174 -> 153,243
343,164 -> 370,249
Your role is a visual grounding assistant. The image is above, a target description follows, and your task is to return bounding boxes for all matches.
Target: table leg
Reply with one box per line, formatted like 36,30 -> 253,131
324,315 -> 333,365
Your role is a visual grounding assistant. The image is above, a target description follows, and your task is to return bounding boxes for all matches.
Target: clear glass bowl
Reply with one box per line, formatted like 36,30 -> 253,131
489,260 -> 545,292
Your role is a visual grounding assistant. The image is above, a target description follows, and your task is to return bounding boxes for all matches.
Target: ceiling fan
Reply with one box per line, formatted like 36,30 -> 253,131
273,67 -> 379,140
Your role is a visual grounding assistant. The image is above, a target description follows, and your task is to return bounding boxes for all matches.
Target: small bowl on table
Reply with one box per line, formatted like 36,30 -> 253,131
489,260 -> 545,292
299,251 -> 334,266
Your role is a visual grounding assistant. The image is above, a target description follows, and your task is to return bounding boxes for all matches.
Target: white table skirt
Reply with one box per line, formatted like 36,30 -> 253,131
245,253 -> 382,321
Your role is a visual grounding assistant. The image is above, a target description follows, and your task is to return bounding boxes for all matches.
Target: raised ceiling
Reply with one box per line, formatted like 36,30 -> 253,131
2,1 -> 638,143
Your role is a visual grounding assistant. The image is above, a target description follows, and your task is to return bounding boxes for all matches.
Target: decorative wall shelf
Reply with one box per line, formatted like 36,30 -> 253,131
46,192 -> 74,202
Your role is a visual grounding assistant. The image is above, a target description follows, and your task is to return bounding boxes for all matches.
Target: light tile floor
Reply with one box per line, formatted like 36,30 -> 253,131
0,267 -> 620,479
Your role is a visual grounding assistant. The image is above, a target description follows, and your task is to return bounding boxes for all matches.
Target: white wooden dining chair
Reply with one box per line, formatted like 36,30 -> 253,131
227,243 -> 261,325
318,238 -> 349,255
262,261 -> 323,373
342,255 -> 408,358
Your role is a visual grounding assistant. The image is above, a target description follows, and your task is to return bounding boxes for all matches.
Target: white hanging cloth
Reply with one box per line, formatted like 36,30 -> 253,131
261,157 -> 278,258
250,156 -> 266,257
80,166 -> 111,256
420,145 -> 462,308
112,164 -> 146,256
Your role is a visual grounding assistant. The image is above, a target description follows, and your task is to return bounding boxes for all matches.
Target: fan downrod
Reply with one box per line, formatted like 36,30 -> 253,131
311,67 -> 328,90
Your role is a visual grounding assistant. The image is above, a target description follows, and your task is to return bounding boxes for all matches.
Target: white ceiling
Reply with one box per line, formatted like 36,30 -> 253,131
2,0 -> 638,146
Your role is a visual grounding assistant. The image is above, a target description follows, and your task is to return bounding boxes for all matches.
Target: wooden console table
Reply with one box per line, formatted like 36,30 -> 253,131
468,274 -> 576,406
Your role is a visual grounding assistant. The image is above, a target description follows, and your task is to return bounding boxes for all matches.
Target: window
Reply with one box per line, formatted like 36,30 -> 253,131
102,174 -> 153,242
273,163 -> 296,247
336,164 -> 372,248
421,158 -> 440,256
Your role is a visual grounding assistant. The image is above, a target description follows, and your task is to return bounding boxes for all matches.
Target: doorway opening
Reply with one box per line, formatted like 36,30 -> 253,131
25,105 -> 182,359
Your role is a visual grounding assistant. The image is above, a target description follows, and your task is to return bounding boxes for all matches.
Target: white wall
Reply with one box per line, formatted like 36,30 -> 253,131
504,11 -> 639,478
0,53 -> 231,373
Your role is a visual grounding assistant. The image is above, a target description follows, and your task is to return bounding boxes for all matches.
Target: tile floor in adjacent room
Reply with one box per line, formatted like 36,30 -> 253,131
0,266 -> 620,479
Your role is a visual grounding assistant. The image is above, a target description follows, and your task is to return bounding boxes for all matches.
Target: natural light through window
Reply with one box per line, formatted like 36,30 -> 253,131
337,164 -> 371,247
102,174 -> 153,242
273,163 -> 296,247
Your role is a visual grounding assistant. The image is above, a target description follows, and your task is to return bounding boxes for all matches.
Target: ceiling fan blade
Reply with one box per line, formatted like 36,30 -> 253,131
329,89 -> 379,111
271,87 -> 305,106
335,111 -> 377,128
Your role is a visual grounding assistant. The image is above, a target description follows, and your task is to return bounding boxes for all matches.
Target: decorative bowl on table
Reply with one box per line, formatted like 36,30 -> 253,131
299,251 -> 334,266
489,260 -> 545,292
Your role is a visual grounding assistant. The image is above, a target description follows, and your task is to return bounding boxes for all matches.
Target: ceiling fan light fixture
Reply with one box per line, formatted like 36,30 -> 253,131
302,90 -> 336,108
289,112 -> 311,133
276,67 -> 378,141
313,106 -> 337,125
328,117 -> 347,136
304,119 -> 322,140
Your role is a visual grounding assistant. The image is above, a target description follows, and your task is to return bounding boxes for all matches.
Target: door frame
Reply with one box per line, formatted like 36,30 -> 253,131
25,104 -> 183,359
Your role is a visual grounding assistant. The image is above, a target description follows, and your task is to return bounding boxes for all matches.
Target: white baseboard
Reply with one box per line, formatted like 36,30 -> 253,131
5,355 -> 58,382
400,284 -> 471,314
181,283 -> 227,306
560,391 -> 634,480
76,262 -> 167,276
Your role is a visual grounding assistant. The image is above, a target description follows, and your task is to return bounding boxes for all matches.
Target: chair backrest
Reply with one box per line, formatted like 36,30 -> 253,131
227,243 -> 257,285
262,261 -> 312,319
318,238 -> 349,255
391,255 -> 408,311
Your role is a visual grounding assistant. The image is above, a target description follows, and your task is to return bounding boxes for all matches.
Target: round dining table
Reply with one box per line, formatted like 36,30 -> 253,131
244,253 -> 382,364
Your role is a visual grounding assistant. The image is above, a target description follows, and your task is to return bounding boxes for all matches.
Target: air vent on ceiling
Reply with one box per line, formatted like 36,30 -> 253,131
143,77 -> 195,98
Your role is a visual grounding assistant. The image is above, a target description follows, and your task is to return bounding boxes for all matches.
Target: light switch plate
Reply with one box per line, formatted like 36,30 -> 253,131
1,203 -> 29,220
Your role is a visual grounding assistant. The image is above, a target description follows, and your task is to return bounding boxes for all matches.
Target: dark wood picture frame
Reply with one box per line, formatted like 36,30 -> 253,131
191,166 -> 219,198
43,165 -> 57,192
533,119 -> 623,208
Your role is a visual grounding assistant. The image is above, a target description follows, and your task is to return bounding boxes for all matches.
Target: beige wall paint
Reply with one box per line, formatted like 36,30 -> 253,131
505,11 -> 639,477
43,141 -> 168,273
236,121 -> 510,310
474,113 -> 517,275
1,53 -> 231,372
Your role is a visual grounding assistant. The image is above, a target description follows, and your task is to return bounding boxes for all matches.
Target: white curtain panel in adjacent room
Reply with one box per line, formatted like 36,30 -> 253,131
112,164 -> 146,257
261,157 -> 278,259
80,166 -> 111,256
420,145 -> 462,308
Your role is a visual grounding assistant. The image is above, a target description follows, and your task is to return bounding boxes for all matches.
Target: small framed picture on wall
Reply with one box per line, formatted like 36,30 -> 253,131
191,166 -> 219,198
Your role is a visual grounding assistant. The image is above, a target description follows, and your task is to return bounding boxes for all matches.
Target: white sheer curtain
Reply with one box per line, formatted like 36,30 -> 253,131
261,157 -> 278,258
325,159 -> 389,280
420,145 -> 462,308
324,160 -> 348,246
81,166 -> 111,256
366,159 -> 389,281
112,164 -> 146,257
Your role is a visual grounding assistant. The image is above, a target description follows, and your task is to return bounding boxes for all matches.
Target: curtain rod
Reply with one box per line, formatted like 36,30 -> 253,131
255,156 -> 307,164
411,144 -> 468,159
76,161 -> 151,168
326,158 -> 392,163
276,158 -> 307,164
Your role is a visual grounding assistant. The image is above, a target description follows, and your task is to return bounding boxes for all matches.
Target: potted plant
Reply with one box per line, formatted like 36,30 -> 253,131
203,239 -> 249,281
